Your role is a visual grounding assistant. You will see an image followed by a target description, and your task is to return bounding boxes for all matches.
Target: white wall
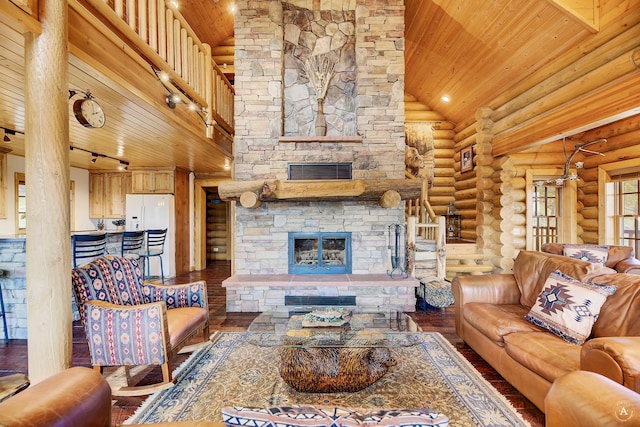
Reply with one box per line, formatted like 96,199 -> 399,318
0,154 -> 94,235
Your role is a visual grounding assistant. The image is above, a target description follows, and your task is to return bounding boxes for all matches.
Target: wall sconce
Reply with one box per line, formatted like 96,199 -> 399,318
1,126 -> 24,143
152,67 -> 214,128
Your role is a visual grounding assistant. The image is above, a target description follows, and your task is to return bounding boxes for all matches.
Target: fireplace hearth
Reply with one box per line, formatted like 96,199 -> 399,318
288,232 -> 352,274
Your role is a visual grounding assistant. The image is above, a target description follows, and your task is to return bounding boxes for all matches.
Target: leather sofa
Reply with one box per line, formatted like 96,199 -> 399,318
0,366 -> 226,427
0,367 -> 112,426
541,242 -> 640,274
453,250 -> 640,412
545,370 -> 640,426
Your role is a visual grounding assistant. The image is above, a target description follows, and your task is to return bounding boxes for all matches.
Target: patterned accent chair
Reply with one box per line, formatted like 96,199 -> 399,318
71,256 -> 209,396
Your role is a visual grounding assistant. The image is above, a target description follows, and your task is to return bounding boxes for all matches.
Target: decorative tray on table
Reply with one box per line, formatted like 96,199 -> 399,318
301,307 -> 352,328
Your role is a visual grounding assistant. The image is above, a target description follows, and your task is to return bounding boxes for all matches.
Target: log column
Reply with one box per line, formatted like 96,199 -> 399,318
474,107 -> 496,268
24,0 -> 71,383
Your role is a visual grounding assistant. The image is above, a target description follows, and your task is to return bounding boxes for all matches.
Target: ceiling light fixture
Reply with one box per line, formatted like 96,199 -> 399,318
0,126 -> 23,143
441,95 -> 450,103
536,138 -> 606,186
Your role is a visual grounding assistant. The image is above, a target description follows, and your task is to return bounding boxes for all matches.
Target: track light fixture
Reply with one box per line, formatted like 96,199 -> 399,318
152,66 -> 214,128
70,145 -> 129,169
1,126 -> 23,143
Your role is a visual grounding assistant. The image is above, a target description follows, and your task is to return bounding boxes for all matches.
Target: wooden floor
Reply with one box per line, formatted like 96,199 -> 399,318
0,261 -> 545,426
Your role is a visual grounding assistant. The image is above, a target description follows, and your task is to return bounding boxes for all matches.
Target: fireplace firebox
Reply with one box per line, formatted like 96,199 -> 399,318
288,232 -> 352,274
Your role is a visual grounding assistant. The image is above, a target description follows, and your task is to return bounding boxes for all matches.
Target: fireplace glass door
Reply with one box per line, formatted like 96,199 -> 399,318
288,232 -> 352,274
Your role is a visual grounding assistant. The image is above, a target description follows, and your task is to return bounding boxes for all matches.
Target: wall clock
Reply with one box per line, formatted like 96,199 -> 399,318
73,98 -> 106,128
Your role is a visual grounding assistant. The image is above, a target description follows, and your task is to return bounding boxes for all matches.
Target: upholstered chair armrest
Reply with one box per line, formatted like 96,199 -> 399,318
613,257 -> 640,275
0,367 -> 112,427
545,370 -> 639,427
581,337 -> 640,392
83,300 -> 171,366
141,281 -> 208,310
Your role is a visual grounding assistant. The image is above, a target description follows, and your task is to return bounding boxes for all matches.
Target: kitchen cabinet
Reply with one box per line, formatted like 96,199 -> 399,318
130,168 -> 175,194
89,172 -> 131,218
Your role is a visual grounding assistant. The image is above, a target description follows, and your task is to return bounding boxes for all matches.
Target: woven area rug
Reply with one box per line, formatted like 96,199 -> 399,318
125,332 -> 531,426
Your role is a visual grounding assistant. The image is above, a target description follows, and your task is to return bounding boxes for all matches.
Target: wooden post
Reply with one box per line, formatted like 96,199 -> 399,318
239,191 -> 262,209
379,190 -> 401,208
24,0 -> 72,383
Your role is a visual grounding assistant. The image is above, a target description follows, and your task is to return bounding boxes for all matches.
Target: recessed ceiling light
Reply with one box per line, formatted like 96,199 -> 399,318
441,95 -> 450,103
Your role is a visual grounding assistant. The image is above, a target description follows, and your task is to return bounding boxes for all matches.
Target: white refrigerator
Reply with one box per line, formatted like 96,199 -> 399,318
125,194 -> 176,279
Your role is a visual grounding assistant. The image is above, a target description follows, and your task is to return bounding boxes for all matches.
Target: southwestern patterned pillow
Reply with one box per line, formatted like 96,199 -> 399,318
221,406 -> 449,427
222,406 -> 342,427
525,270 -> 617,345
563,244 -> 609,266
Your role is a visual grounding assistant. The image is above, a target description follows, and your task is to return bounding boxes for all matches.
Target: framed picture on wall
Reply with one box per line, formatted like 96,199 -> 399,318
460,145 -> 474,173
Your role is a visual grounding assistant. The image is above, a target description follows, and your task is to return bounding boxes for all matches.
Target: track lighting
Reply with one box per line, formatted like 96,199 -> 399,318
152,66 -> 214,128
1,127 -> 22,143
70,145 -> 129,169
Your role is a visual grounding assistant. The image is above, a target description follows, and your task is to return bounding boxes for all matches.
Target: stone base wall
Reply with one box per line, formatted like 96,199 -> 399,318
0,239 -> 26,339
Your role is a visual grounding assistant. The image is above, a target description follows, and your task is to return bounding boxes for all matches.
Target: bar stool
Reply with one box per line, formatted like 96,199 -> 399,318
72,233 -> 107,268
0,269 -> 8,344
121,231 -> 145,260
139,229 -> 167,283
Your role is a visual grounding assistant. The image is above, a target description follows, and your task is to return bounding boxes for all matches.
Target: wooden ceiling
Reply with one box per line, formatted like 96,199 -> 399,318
1,0 -> 638,173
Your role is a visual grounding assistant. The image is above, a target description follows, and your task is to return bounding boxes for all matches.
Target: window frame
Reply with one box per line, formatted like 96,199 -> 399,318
598,158 -> 640,247
525,168 -> 577,250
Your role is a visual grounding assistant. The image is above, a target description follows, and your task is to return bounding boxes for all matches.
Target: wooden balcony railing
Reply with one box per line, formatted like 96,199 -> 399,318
76,0 -> 234,134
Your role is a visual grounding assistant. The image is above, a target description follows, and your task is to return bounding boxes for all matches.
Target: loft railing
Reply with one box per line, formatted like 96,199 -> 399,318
74,0 -> 234,135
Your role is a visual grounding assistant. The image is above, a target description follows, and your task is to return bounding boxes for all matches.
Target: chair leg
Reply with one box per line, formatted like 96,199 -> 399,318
0,286 -> 8,344
159,255 -> 164,284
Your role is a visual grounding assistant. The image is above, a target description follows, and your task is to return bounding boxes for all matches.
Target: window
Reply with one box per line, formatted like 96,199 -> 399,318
613,176 -> 640,256
15,173 -> 26,232
531,184 -> 559,250
14,173 -> 76,233
526,168 -> 577,250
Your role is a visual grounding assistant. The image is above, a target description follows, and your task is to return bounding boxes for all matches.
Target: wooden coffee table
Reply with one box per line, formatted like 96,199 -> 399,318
247,311 -> 423,393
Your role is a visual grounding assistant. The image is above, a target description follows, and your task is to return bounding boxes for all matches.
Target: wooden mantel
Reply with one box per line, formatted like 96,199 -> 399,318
218,179 -> 422,208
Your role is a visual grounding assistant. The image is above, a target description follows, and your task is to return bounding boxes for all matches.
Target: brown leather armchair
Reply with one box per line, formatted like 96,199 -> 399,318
546,370 -> 640,427
0,367 -> 111,427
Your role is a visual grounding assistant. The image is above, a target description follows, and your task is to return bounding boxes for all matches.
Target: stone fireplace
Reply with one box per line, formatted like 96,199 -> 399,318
223,0 -> 417,313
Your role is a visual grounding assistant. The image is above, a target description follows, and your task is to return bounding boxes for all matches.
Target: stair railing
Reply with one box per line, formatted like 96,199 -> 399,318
406,215 -> 446,281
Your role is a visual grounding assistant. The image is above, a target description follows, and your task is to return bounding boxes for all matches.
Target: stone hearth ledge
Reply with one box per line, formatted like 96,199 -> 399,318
222,274 -> 420,313
222,274 -> 419,287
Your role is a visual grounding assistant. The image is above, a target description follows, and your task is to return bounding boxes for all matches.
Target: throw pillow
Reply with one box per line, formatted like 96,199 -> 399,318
221,406 -> 450,427
525,270 -> 617,345
563,244 -> 609,266
341,408 -> 449,427
221,406 -> 344,427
